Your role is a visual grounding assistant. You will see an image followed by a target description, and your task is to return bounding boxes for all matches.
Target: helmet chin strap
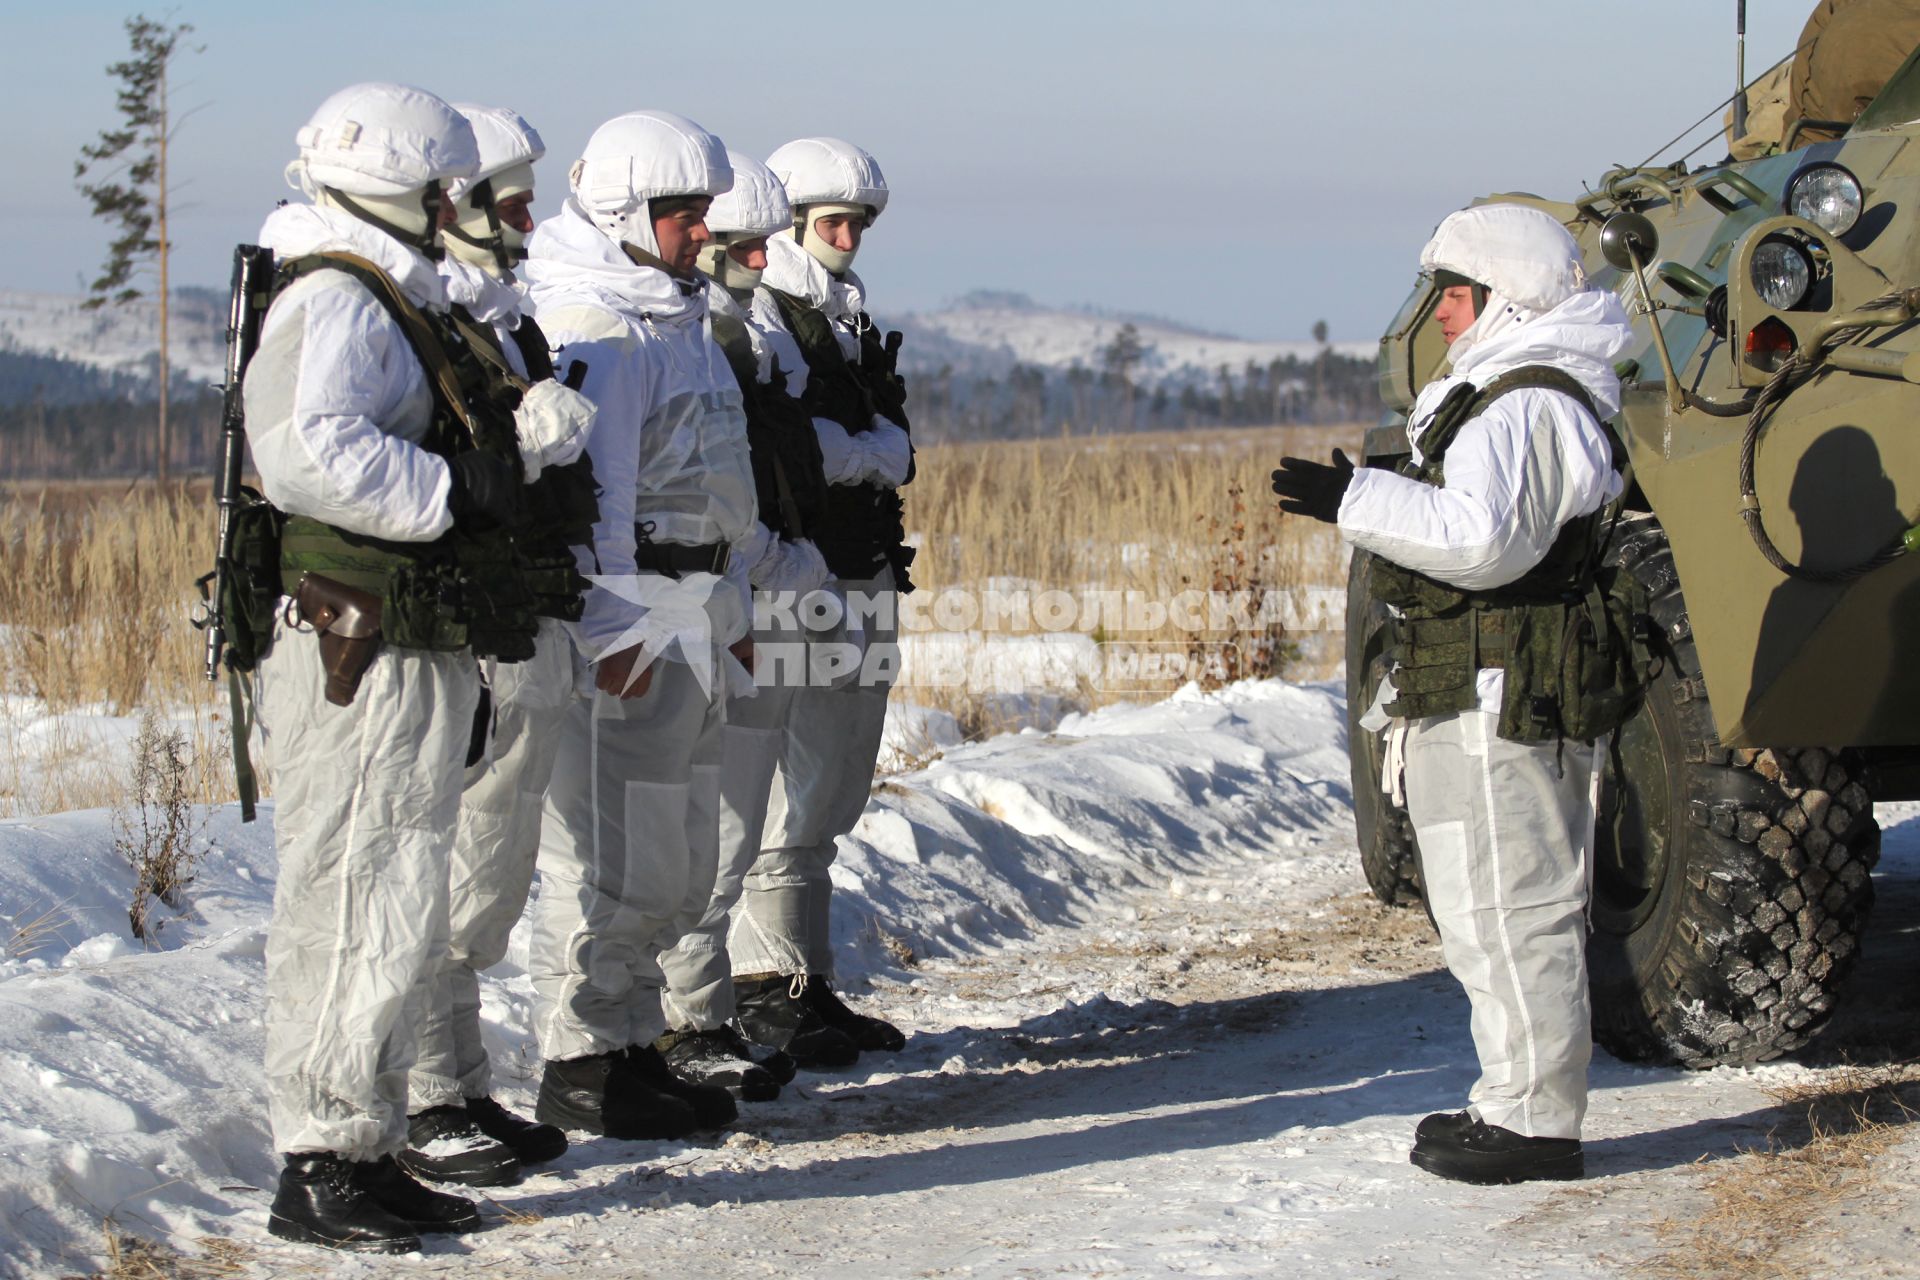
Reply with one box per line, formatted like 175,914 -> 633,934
445,178 -> 517,274
323,181 -> 446,260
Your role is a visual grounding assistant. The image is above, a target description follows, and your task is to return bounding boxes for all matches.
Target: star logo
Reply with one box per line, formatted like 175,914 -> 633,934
584,571 -> 723,696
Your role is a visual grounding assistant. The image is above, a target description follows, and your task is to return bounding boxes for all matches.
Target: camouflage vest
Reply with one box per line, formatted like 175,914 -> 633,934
268,252 -> 540,661
447,305 -> 599,622
768,288 -> 916,589
1373,365 -> 1649,742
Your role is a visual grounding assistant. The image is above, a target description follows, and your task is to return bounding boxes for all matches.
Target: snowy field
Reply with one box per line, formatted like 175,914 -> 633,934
4,678 -> 1920,1278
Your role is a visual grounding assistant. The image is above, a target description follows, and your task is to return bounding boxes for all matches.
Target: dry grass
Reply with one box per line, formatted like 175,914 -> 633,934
1642,1064 -> 1920,1280
901,425 -> 1357,736
89,1223 -> 259,1279
0,428 -> 1361,814
0,483 -> 230,817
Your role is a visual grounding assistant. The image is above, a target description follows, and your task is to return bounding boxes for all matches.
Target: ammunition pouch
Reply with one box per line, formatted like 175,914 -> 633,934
520,455 -> 598,621
1379,569 -> 1650,742
1374,364 -> 1652,742
280,516 -> 537,661
294,572 -> 384,707
217,491 -> 287,672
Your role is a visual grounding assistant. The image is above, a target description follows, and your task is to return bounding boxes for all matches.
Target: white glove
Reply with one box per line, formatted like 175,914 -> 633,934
514,379 -> 597,482
750,536 -> 831,593
860,419 -> 912,487
812,417 -> 864,485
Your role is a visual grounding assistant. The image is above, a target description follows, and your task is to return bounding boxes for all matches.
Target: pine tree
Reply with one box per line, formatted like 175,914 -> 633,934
74,14 -> 197,485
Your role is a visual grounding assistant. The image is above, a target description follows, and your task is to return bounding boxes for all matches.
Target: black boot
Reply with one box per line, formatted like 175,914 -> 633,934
352,1154 -> 483,1233
749,1043 -> 798,1085
268,1153 -> 420,1254
804,974 -> 906,1053
535,1049 -> 698,1141
1410,1118 -> 1584,1185
734,973 -> 860,1070
659,1026 -> 782,1102
398,1105 -> 520,1187
466,1094 -> 568,1165
626,1044 -> 738,1129
1415,1110 -> 1475,1144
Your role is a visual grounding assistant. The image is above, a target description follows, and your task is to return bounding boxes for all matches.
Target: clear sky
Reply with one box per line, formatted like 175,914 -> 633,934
3,0 -> 1812,343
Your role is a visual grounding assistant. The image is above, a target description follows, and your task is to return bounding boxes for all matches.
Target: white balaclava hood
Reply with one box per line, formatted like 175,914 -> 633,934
1420,204 -> 1588,362
446,104 -> 545,275
569,110 -> 732,260
285,82 -> 479,259
697,151 -> 792,293
767,137 -> 888,275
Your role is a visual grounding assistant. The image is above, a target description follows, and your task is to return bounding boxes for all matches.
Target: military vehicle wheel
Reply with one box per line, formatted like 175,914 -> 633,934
1588,515 -> 1880,1068
1346,548 -> 1424,908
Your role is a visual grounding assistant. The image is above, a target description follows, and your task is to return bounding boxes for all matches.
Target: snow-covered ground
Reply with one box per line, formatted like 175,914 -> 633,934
4,679 -> 1919,1279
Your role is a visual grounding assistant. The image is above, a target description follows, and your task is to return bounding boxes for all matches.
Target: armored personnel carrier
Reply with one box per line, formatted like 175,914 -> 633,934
1352,36 -> 1920,1067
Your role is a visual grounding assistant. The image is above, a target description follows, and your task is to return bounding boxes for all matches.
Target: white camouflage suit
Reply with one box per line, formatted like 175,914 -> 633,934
729,230 -> 910,981
406,254 -> 591,1110
521,117 -> 757,1063
248,199 -> 480,1161
659,154 -> 833,1031
1344,205 -> 1633,1140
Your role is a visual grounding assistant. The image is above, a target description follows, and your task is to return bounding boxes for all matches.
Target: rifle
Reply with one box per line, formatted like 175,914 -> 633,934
191,243 -> 276,819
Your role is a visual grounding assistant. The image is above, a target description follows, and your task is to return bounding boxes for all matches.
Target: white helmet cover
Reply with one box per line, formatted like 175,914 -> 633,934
446,104 -> 546,272
697,152 -> 790,292
707,151 -> 792,239
569,111 -> 732,257
767,137 -> 889,221
1419,204 -> 1587,314
286,82 -> 479,198
448,104 -> 545,202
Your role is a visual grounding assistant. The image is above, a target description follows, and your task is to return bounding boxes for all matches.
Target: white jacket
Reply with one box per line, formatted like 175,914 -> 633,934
245,203 -> 454,543
1339,287 -> 1632,590
1342,286 -> 1633,717
523,200 -> 756,665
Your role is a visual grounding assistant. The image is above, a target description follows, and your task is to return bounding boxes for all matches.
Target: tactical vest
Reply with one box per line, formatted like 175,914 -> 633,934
266,252 -> 541,661
447,305 -> 599,623
710,302 -> 831,543
1374,365 -> 1649,743
769,289 -> 916,589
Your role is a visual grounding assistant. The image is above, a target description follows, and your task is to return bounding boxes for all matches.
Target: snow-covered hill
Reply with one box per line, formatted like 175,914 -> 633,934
0,282 -> 1373,399
894,290 -> 1376,387
0,288 -> 227,389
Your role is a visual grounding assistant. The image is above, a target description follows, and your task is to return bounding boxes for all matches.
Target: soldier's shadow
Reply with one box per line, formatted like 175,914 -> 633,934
520,966 -> 1884,1215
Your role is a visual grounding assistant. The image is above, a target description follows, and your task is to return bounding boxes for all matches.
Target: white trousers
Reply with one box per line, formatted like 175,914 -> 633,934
409,618 -> 574,1110
258,622 -> 479,1158
730,570 -> 897,979
659,606 -> 804,1031
1403,708 -> 1599,1140
529,659 -> 724,1061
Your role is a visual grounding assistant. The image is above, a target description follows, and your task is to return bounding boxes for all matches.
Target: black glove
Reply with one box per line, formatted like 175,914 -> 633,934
446,451 -> 523,529
1270,448 -> 1355,524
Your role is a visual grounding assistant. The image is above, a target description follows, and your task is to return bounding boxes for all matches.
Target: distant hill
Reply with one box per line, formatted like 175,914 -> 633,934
0,289 -> 226,392
891,290 -> 1375,388
0,283 -> 1378,457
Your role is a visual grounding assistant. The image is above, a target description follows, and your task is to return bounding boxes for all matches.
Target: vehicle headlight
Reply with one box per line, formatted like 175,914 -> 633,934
1786,163 -> 1862,236
1751,237 -> 1813,310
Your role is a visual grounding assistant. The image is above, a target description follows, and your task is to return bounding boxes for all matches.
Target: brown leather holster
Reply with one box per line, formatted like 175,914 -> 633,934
293,573 -> 384,707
